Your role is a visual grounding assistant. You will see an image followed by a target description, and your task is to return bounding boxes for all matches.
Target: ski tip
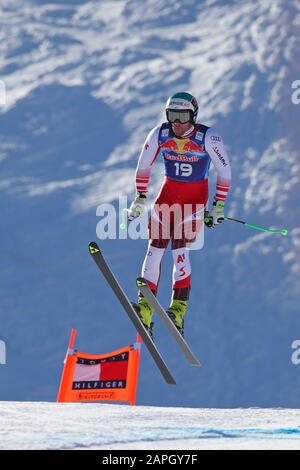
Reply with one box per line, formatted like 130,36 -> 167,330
89,242 -> 101,255
136,277 -> 148,288
192,361 -> 202,367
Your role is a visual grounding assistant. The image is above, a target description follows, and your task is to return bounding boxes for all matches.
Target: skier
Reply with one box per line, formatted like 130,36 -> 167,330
128,92 -> 231,337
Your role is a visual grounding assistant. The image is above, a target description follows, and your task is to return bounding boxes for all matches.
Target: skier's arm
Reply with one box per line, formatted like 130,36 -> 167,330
135,125 -> 161,194
128,125 -> 161,221
204,128 -> 232,226
205,128 -> 232,203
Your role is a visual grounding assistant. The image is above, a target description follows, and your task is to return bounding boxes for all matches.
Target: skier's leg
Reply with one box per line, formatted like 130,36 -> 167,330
166,207 -> 199,334
133,205 -> 170,334
164,244 -> 190,335
141,243 -> 165,295
140,205 -> 170,294
171,245 -> 192,302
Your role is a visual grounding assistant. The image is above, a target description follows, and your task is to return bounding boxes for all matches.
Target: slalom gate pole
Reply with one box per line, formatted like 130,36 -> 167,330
57,328 -> 77,402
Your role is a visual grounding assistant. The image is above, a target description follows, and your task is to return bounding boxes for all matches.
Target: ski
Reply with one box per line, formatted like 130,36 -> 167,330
89,242 -> 176,385
136,277 -> 201,366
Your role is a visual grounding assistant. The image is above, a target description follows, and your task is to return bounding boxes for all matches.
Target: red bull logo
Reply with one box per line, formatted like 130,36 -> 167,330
160,139 -> 179,151
164,153 -> 198,162
183,140 -> 205,153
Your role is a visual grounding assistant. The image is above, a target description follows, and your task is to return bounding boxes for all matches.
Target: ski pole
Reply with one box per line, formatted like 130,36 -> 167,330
120,207 -> 144,229
120,208 -> 129,230
224,216 -> 289,236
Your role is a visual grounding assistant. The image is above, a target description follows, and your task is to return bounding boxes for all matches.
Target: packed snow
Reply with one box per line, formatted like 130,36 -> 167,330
0,0 -> 299,410
0,402 -> 300,450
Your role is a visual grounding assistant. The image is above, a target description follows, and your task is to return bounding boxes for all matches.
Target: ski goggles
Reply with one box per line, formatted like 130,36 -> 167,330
166,109 -> 194,124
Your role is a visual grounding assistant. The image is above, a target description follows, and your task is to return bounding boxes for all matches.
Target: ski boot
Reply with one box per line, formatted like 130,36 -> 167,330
166,300 -> 188,337
132,297 -> 155,339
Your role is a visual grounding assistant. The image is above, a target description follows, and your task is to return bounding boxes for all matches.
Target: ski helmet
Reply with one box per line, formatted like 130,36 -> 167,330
165,92 -> 198,124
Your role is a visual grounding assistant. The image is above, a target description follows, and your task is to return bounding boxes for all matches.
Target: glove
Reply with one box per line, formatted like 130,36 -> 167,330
128,192 -> 147,221
204,200 -> 225,228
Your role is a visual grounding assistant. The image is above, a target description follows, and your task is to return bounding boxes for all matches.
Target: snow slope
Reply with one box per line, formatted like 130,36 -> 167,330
0,0 -> 300,407
1,402 -> 300,450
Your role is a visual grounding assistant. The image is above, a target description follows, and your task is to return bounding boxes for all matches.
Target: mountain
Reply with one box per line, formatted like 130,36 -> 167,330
0,0 -> 299,407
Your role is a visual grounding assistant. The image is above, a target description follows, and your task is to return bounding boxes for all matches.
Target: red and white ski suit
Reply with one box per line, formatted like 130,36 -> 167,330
135,122 -> 231,301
